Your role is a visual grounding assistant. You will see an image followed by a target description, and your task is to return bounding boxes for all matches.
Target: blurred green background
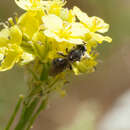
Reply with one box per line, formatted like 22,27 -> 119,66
0,0 -> 130,130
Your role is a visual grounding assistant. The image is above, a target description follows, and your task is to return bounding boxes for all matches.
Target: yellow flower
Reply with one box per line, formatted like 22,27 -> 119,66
15,0 -> 65,11
0,25 -> 23,71
15,0 -> 47,10
0,48 -> 5,61
72,58 -> 97,75
0,25 -> 22,47
45,0 -> 66,15
42,14 -> 89,44
0,0 -> 112,75
17,11 -> 42,39
90,32 -> 112,44
32,30 -> 73,61
44,0 -> 75,23
20,52 -> 35,65
0,45 -> 23,71
73,6 -> 112,44
59,9 -> 75,23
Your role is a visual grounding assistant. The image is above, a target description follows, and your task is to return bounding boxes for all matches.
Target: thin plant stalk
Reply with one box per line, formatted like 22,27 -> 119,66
26,97 -> 48,130
15,96 -> 40,130
5,95 -> 24,130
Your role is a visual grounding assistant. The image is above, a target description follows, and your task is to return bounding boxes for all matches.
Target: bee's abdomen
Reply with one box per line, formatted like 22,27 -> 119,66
49,58 -> 68,76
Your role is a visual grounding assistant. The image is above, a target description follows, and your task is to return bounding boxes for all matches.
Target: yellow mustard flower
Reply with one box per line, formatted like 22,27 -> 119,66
15,0 -> 48,10
45,0 -> 75,23
73,6 -> 112,44
0,45 -> 23,71
60,9 -> 75,23
0,25 -> 22,46
0,0 -> 112,74
20,52 -> 35,65
15,0 -> 65,11
32,31 -> 50,61
45,0 -> 66,15
0,25 -> 23,71
32,30 -> 73,61
17,11 -> 42,39
42,14 -> 89,44
72,58 -> 97,75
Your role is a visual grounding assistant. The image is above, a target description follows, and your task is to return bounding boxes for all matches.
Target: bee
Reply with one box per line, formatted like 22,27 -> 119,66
49,44 -> 87,76
67,44 -> 86,62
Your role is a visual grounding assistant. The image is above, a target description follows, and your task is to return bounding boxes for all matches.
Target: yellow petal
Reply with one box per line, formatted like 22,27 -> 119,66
90,16 -> 110,33
73,6 -> 89,24
0,28 -> 10,47
0,45 -> 22,71
0,48 -> 6,61
20,52 -> 35,65
42,15 -> 63,32
70,22 -> 89,37
15,0 -> 32,10
44,29 -> 64,42
67,38 -> 84,45
0,25 -> 22,47
15,0 -> 50,10
44,30 -> 58,39
9,25 -> 22,45
60,9 -> 75,23
32,31 -> 46,43
0,54 -> 4,61
91,33 -> 112,43
18,12 -> 40,38
44,29 -> 83,44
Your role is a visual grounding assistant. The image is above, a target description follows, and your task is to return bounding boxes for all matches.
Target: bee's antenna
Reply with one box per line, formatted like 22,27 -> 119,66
57,52 -> 67,57
66,48 -> 69,53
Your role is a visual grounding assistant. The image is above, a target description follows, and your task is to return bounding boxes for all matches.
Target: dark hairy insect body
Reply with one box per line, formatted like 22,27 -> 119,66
49,58 -> 68,76
68,45 -> 86,62
49,44 -> 87,76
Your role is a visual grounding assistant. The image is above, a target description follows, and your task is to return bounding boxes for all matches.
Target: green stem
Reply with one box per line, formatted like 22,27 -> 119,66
15,96 -> 40,130
43,75 -> 60,95
27,67 -> 39,81
5,95 -> 24,130
10,65 -> 61,130
26,98 -> 48,130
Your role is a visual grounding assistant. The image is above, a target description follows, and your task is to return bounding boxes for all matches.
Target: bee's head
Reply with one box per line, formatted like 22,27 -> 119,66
77,45 -> 87,53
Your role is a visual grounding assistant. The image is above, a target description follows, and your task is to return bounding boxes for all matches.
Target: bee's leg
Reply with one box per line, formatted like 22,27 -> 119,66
66,48 -> 69,53
83,41 -> 87,45
57,52 -> 67,57
68,63 -> 72,70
